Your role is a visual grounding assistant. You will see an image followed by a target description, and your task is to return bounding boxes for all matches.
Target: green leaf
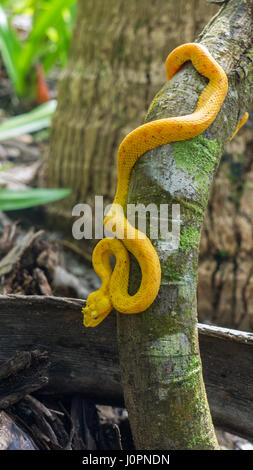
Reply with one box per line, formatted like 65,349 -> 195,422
0,188 -> 72,211
0,5 -> 22,93
0,100 -> 57,141
18,0 -> 76,92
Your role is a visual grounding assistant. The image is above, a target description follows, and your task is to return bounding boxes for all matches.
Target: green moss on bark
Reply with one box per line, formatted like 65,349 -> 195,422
173,135 -> 220,198
180,226 -> 200,252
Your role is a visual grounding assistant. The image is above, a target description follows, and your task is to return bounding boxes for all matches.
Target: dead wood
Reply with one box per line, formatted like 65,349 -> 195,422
0,350 -> 50,409
1,294 -> 253,441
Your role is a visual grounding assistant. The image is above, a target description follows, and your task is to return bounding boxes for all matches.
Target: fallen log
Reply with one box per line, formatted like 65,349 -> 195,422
0,294 -> 253,441
0,295 -> 121,403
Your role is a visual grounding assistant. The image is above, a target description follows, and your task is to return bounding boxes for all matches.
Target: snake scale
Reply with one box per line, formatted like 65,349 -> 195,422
82,43 -> 248,327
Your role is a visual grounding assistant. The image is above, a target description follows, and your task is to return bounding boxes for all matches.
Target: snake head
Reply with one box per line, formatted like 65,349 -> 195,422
82,290 -> 112,327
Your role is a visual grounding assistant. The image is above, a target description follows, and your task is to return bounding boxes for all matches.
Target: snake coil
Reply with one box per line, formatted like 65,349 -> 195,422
82,43 -> 247,327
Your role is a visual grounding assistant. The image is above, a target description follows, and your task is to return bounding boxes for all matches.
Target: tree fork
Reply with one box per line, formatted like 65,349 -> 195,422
117,0 -> 253,450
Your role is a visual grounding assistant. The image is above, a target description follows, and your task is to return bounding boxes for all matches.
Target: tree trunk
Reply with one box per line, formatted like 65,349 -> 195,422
198,120 -> 253,330
117,0 -> 253,450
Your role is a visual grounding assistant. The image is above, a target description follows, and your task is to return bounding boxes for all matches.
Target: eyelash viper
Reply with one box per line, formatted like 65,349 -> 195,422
82,42 -> 248,327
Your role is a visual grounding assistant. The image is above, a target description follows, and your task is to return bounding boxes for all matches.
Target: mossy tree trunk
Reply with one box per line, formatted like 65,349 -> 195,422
117,0 -> 253,450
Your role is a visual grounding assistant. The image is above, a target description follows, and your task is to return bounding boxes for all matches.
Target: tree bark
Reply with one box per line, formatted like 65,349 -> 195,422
198,115 -> 253,330
117,0 -> 253,450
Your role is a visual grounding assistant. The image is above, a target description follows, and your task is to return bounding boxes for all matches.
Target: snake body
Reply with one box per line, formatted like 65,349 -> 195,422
83,43 -> 247,328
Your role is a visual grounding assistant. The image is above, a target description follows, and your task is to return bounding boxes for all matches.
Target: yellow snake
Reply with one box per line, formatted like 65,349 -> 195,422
82,43 -> 248,327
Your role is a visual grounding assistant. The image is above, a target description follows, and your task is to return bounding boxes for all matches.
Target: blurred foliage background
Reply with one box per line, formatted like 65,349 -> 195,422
0,0 -> 77,210
0,0 -> 76,98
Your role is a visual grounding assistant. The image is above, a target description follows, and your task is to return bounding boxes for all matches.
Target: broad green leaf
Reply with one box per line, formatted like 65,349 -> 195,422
0,100 -> 57,141
0,188 -> 71,211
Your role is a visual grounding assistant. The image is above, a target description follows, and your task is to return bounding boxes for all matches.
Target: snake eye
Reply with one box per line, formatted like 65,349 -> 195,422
91,311 -> 98,319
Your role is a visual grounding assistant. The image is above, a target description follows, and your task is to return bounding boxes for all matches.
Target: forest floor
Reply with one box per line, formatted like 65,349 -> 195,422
0,61 -> 252,451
